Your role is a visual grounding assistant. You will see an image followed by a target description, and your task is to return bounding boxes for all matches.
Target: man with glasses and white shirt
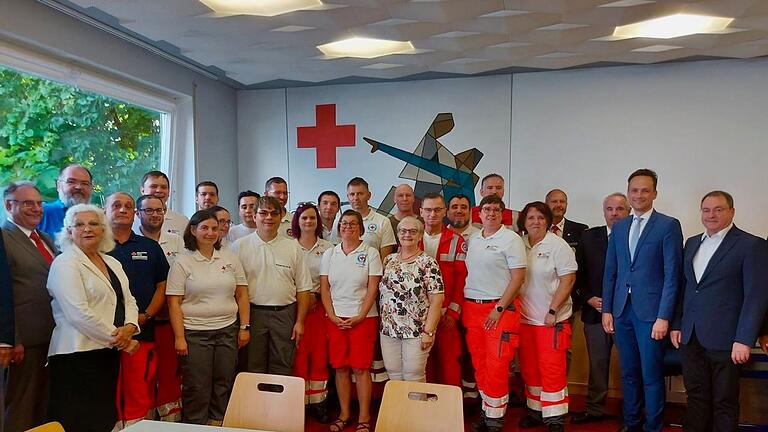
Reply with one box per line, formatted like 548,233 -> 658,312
132,171 -> 188,236
38,164 -> 93,238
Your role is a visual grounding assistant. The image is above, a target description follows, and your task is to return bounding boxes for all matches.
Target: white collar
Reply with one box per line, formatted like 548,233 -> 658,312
701,223 -> 733,242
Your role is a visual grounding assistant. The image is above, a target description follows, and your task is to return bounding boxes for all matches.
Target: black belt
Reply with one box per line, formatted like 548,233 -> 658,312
465,298 -> 499,304
250,302 -> 296,311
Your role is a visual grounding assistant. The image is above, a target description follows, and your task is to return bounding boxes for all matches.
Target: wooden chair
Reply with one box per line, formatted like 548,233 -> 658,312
25,422 -> 65,432
223,372 -> 305,432
376,380 -> 464,432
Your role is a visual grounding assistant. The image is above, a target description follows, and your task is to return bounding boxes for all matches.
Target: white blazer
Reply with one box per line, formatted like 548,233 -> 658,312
47,246 -> 139,357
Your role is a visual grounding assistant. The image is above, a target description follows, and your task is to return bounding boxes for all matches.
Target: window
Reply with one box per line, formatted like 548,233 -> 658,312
0,63 -> 164,205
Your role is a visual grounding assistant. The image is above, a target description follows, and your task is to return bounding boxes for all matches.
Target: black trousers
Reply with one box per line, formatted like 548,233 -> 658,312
48,348 -> 120,432
680,331 -> 741,432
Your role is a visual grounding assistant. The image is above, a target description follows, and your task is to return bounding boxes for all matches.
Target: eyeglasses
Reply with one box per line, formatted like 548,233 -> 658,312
398,228 -> 420,236
60,178 -> 92,188
339,221 -> 359,228
701,207 -> 729,215
481,207 -> 502,214
6,199 -> 43,209
70,221 -> 102,230
256,210 -> 280,217
421,207 -> 445,214
218,219 -> 233,226
139,208 -> 166,215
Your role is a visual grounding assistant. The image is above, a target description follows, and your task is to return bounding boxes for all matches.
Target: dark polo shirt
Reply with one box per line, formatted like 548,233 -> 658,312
109,231 -> 169,341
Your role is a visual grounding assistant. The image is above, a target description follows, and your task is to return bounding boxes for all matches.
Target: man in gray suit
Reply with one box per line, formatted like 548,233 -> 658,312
2,181 -> 56,432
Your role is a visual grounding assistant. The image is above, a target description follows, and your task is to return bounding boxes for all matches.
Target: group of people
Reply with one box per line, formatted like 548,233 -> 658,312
1,164 -> 767,432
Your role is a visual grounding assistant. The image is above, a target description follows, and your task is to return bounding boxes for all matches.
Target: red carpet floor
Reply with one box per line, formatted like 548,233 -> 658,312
304,394 -> 686,431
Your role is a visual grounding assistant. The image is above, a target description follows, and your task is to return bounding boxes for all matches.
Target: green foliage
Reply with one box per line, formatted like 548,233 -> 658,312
0,66 -> 162,204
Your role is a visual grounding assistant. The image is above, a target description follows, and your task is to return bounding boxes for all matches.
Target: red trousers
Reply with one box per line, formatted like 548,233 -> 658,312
117,341 -> 157,425
462,300 -> 520,419
154,322 -> 182,421
426,315 -> 463,387
292,305 -> 329,404
519,322 -> 571,418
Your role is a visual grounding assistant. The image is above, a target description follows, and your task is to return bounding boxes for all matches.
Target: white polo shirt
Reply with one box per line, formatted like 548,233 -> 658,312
519,232 -> 578,326
278,211 -> 293,239
157,230 -> 184,267
232,233 -> 312,306
464,227 -> 526,300
361,208 -> 396,251
320,242 -> 383,318
300,238 -> 334,292
132,208 -> 189,236
228,223 -> 257,243
165,249 -> 247,331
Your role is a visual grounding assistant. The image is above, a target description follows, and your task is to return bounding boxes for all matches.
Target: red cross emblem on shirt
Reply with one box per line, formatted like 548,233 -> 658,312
297,104 -> 356,169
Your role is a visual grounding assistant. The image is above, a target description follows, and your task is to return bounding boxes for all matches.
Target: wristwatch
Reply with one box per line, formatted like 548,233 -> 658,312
423,330 -> 436,337
495,304 -> 505,313
239,324 -> 251,330
144,312 -> 154,322
548,308 -> 557,316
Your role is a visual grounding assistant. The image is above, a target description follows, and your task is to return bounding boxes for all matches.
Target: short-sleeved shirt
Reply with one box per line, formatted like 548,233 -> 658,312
464,227 -> 526,300
379,253 -> 444,339
519,232 -> 578,325
278,212 -> 293,239
166,248 -> 247,331
38,199 -> 67,238
108,232 -> 170,341
320,242 -> 383,318
157,230 -> 184,267
232,233 -> 312,306
132,209 -> 189,237
299,238 -> 334,292
228,224 -> 257,243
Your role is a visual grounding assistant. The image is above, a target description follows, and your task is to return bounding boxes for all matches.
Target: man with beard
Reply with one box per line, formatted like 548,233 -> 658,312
38,164 -> 93,238
447,195 -> 479,241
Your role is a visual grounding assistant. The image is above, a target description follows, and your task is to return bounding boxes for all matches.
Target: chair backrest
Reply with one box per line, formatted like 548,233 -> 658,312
376,380 -> 464,432
25,422 -> 65,432
223,372 -> 305,432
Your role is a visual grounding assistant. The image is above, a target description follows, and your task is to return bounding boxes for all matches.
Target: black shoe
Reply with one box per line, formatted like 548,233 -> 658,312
470,417 -> 488,432
487,426 -> 503,432
310,401 -> 331,424
548,424 -> 565,432
519,415 -> 544,429
617,425 -> 643,432
508,389 -> 525,407
571,412 -> 605,424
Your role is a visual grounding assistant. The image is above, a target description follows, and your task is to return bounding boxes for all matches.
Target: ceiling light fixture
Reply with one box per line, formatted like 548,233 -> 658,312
317,37 -> 415,58
199,0 -> 322,17
613,13 -> 734,39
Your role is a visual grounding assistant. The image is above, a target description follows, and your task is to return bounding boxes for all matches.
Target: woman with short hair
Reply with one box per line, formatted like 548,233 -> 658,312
166,209 -> 250,425
516,201 -> 577,432
378,216 -> 444,382
47,204 -> 140,432
320,209 -> 382,432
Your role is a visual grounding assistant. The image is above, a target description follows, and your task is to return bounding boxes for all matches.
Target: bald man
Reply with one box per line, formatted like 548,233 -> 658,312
388,184 -> 419,251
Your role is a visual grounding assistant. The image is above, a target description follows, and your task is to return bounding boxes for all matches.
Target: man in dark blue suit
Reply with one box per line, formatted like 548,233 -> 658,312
602,169 -> 683,432
670,191 -> 768,432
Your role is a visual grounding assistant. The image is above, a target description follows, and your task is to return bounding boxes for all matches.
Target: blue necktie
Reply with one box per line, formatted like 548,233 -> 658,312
629,217 -> 643,260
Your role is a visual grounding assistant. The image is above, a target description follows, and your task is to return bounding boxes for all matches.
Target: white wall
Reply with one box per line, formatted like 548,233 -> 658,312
0,0 -> 238,216
239,58 -> 768,238
511,59 -> 768,237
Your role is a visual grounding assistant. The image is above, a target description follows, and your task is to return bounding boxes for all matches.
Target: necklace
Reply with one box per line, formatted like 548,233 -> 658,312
398,250 -> 420,261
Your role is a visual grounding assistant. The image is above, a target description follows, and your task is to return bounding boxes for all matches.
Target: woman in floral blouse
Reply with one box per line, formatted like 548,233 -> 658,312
378,216 -> 444,382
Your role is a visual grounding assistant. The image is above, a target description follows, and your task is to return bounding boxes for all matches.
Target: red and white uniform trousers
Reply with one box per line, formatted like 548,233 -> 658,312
116,341 -> 158,428
519,321 -> 571,419
292,302 -> 329,404
154,321 -> 183,421
462,299 -> 521,420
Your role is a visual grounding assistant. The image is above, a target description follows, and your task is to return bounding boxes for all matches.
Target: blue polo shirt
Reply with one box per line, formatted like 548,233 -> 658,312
109,232 -> 170,341
39,199 -> 67,239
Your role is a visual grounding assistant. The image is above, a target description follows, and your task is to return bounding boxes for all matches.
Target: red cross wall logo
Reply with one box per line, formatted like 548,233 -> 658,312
297,104 -> 356,169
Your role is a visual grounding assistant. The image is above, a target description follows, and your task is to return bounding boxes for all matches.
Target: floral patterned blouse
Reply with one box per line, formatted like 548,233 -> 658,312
379,252 -> 444,339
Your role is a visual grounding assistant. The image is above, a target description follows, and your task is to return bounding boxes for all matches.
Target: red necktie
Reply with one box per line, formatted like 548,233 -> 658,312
30,231 -> 53,265
551,225 -> 560,235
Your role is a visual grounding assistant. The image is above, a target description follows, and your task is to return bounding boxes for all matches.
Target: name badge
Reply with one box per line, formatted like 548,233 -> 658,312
131,251 -> 149,261
485,245 -> 498,251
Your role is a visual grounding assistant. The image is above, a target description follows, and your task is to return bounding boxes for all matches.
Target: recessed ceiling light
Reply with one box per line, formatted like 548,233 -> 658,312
317,37 -> 415,58
613,13 -> 734,39
199,0 -> 322,17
